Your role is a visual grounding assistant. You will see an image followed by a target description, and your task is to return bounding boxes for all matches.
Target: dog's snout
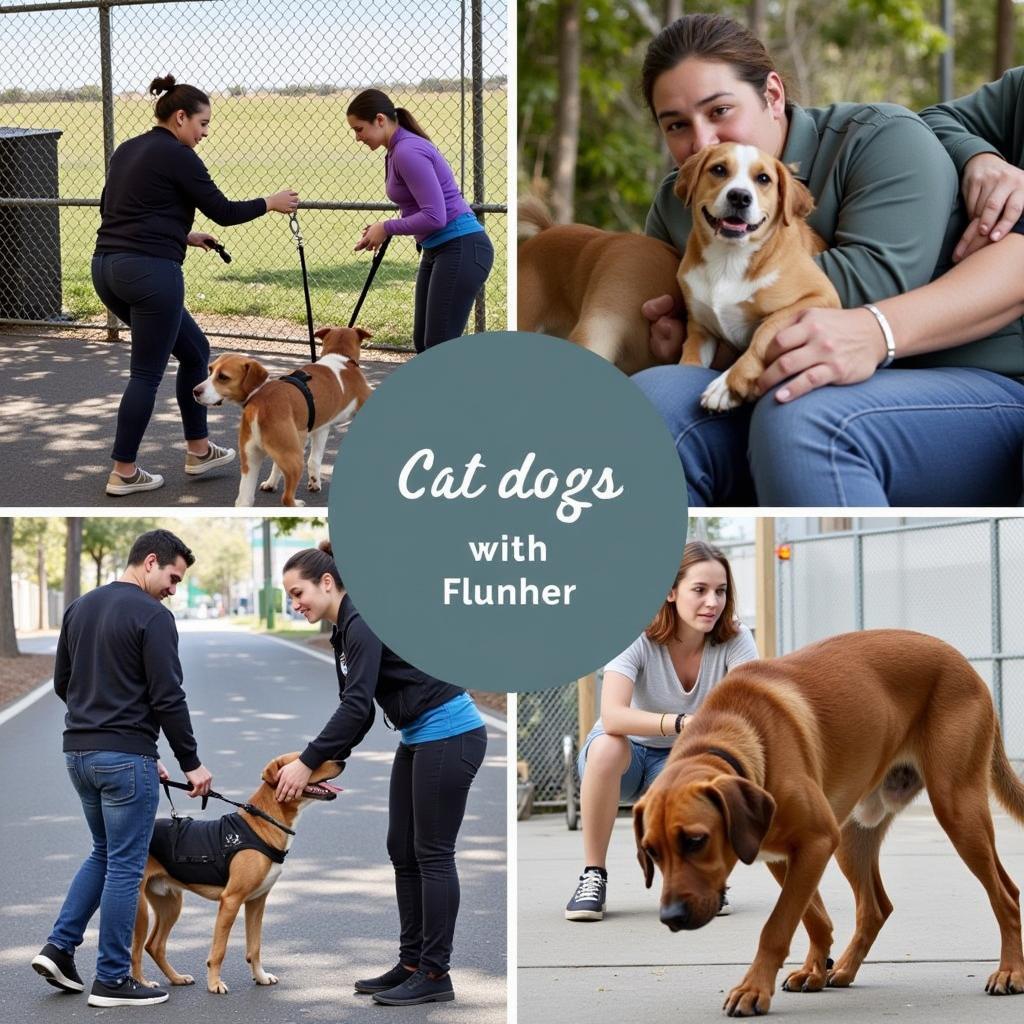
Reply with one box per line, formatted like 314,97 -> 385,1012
727,188 -> 752,209
660,900 -> 690,932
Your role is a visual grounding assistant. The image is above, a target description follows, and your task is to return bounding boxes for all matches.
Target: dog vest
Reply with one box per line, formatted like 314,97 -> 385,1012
280,370 -> 316,431
149,813 -> 286,888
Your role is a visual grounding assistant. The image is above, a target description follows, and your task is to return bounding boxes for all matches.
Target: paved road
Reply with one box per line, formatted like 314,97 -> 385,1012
1,623 -> 506,1023
518,801 -> 1024,1023
0,335 -> 401,507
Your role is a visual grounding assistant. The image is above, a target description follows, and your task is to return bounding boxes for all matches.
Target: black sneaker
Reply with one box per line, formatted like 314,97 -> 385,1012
565,866 -> 607,920
87,976 -> 169,1007
31,943 -> 83,993
371,969 -> 455,1005
354,962 -> 417,994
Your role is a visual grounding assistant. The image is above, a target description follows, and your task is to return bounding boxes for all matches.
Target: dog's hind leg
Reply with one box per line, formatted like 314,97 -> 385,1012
244,894 -> 278,986
827,814 -> 896,988
131,882 -> 154,987
767,861 -> 833,994
306,425 -> 329,492
145,886 -> 195,986
278,451 -> 306,507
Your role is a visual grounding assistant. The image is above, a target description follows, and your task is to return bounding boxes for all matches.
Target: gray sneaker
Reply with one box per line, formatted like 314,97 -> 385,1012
106,467 -> 164,496
185,440 -> 235,475
565,867 -> 607,921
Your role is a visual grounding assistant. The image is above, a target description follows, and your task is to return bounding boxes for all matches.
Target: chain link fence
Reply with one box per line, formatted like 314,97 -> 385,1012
0,0 -> 507,350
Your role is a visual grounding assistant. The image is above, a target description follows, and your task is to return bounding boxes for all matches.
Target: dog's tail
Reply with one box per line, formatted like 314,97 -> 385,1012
991,723 -> 1024,825
518,195 -> 554,241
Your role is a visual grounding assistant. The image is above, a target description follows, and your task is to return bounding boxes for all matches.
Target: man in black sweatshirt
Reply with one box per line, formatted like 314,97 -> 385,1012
31,529 -> 213,1008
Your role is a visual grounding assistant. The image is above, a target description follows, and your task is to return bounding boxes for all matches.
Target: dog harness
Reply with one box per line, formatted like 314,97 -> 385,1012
280,370 -> 316,432
149,813 -> 286,888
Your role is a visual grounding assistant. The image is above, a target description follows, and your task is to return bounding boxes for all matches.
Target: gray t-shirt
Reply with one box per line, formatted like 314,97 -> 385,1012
601,624 -> 758,748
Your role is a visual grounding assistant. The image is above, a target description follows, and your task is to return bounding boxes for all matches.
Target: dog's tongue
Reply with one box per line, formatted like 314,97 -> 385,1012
317,781 -> 343,793
722,216 -> 747,230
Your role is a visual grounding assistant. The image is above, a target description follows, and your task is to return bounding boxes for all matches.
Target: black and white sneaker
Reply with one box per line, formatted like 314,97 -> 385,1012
31,943 -> 83,993
87,976 -> 169,1007
565,866 -> 607,921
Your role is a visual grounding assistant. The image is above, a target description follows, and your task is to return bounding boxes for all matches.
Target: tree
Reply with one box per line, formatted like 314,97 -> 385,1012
0,519 -> 19,657
64,518 -> 82,606
994,0 -> 1017,77
82,518 -> 154,589
552,0 -> 581,221
182,521 -> 251,609
12,519 -> 63,630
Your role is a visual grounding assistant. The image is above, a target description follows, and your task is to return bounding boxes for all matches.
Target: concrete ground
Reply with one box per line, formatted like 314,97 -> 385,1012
1,622 -> 506,1023
518,802 -> 1024,1023
0,334 -> 402,507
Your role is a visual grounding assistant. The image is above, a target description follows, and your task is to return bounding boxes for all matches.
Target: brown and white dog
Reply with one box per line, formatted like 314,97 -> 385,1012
675,142 -> 841,411
132,753 -> 342,995
194,326 -> 372,507
517,197 -> 682,375
633,631 -> 1024,1017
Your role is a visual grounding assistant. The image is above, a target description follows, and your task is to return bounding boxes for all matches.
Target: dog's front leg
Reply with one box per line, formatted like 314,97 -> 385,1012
765,862 -> 834,994
236,442 -> 266,507
207,891 -> 245,994
724,827 -> 838,1017
244,895 -> 278,986
680,318 -> 715,368
306,425 -> 330,492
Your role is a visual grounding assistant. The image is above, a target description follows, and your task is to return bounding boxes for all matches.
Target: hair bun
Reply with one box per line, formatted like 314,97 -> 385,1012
149,75 -> 176,96
318,539 -> 334,557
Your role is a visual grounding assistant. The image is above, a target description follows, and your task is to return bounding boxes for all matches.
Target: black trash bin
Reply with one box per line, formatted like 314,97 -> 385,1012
0,127 -> 63,320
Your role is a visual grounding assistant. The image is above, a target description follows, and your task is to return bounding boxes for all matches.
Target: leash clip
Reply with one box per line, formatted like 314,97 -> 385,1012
289,211 -> 304,248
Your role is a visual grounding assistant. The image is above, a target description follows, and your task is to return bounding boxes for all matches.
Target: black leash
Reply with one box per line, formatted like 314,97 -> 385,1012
349,233 -> 390,328
289,211 -> 318,364
161,778 -> 295,836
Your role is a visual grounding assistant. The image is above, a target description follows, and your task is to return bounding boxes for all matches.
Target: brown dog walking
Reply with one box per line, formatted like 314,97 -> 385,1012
633,629 -> 1024,1016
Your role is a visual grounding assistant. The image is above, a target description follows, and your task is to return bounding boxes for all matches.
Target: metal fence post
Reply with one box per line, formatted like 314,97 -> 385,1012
991,517 -> 1003,724
98,1 -> 119,342
472,0 -> 486,332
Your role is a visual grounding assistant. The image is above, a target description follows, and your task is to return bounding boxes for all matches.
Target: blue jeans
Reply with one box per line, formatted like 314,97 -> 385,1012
92,253 -> 210,463
413,231 -> 494,352
633,364 -> 1024,506
48,751 -> 160,983
577,722 -> 670,803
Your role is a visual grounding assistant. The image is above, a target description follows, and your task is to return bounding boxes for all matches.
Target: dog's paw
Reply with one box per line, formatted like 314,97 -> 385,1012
985,966 -> 1024,994
782,966 -> 825,993
825,965 -> 855,988
169,974 -> 194,986
700,373 -> 742,413
307,477 -> 321,492
259,478 -> 277,492
208,979 -> 229,995
723,981 -> 773,1017
139,978 -> 160,989
253,972 -> 278,986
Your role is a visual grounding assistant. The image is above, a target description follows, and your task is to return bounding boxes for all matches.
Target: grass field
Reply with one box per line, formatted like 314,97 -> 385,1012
2,91 -> 508,346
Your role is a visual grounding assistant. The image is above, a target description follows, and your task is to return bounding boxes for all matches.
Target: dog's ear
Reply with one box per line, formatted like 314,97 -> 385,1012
314,326 -> 330,340
354,326 -> 373,342
240,359 -> 269,396
777,160 -> 815,226
632,800 -> 654,888
705,776 -> 776,865
673,149 -> 710,209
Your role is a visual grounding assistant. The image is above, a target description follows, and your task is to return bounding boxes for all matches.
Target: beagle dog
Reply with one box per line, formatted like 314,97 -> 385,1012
675,142 -> 841,411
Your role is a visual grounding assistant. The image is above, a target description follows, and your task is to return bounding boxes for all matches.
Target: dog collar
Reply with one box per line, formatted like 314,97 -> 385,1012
280,370 -> 316,432
704,746 -> 746,779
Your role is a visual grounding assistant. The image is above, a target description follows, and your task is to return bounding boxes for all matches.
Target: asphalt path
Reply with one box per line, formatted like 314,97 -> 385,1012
0,335 -> 401,507
518,803 -> 1024,1023
0,622 -> 506,1023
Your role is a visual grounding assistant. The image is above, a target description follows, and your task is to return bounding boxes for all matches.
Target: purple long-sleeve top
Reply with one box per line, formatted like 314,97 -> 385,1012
383,126 -> 473,243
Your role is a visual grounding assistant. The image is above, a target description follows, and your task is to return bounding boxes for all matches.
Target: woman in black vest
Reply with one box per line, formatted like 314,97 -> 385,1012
94,75 -> 299,498
275,541 -> 487,1006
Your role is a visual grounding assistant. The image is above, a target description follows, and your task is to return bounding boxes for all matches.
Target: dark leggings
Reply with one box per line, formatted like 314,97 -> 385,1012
92,253 -> 209,463
386,725 -> 487,973
413,231 -> 494,352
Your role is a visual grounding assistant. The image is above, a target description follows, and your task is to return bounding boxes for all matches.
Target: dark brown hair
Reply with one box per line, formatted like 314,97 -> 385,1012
641,14 -> 782,119
149,75 -> 210,121
346,88 -> 430,141
282,539 -> 343,588
126,529 -> 195,569
646,540 -> 740,646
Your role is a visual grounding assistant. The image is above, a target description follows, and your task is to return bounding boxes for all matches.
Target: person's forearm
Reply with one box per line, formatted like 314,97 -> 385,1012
877,234 -> 1024,357
603,705 -> 682,738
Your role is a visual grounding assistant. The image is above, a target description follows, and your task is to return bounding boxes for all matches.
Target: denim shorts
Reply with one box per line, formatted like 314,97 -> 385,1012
577,721 -> 671,803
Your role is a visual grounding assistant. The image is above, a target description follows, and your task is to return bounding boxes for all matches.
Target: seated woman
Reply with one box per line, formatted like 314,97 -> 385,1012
633,15 -> 1024,507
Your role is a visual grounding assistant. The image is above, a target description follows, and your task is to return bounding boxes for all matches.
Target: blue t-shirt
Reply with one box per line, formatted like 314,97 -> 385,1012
421,210 -> 485,249
401,691 -> 484,744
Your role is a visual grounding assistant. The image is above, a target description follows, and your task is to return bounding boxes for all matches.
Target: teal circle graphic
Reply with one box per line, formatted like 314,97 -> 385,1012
329,331 -> 688,693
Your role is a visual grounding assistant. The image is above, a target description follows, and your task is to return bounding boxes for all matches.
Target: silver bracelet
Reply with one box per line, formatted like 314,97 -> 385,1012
863,303 -> 896,368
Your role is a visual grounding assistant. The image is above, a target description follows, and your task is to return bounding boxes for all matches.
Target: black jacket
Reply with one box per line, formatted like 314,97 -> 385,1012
298,595 -> 463,769
95,127 -> 266,263
55,582 -> 200,771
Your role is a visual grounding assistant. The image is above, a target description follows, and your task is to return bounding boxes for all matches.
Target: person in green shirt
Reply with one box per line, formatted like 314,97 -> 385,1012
633,15 -> 1024,506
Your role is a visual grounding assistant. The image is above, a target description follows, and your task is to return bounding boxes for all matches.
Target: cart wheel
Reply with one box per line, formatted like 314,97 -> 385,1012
563,734 -> 578,830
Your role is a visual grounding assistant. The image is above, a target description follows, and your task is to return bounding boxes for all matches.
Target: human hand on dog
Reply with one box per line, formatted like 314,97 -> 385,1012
185,763 -> 213,798
642,294 -> 685,363
758,307 -> 886,402
955,153 -> 1024,261
275,759 -> 313,802
187,231 -> 219,251
355,222 -> 389,253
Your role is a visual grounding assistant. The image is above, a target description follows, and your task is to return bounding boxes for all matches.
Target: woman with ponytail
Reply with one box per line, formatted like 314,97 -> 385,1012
276,541 -> 487,1006
94,75 -> 300,497
346,88 -> 494,352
